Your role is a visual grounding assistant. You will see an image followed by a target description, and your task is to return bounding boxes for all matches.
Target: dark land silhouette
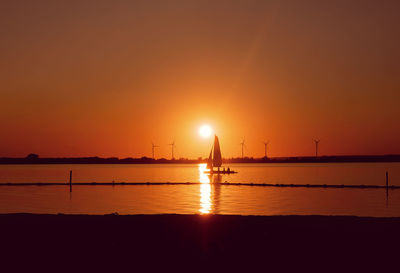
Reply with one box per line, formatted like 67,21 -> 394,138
1,154 -> 400,164
1,214 -> 399,272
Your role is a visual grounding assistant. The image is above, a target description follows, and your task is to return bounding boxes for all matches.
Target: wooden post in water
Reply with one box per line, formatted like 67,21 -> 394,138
69,170 -> 72,192
386,171 -> 389,207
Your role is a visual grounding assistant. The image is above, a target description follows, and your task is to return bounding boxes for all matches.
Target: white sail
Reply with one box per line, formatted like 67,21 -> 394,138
213,135 -> 222,167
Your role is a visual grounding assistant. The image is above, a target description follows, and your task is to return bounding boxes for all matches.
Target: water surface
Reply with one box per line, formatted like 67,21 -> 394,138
0,163 -> 399,216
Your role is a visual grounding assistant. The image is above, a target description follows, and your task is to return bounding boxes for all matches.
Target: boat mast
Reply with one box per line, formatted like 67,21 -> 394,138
206,145 -> 213,170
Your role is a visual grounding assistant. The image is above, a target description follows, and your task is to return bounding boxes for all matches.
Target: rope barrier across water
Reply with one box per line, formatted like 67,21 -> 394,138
0,182 -> 398,189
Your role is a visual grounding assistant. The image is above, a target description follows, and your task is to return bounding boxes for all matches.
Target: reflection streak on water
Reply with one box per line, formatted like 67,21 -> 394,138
1,163 -> 400,216
199,164 -> 211,214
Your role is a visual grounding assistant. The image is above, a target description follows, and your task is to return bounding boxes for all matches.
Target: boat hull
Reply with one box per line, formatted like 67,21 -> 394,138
204,170 -> 237,174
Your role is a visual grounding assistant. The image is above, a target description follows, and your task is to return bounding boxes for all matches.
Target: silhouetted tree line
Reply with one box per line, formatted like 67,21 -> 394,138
224,155 -> 400,163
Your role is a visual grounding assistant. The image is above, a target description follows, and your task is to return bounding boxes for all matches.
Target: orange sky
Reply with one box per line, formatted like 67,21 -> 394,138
0,0 -> 399,158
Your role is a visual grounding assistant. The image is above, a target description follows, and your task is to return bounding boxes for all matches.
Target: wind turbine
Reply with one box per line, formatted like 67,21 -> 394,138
151,142 -> 159,159
240,138 -> 246,158
168,140 -> 176,159
262,140 -> 270,158
313,139 -> 320,157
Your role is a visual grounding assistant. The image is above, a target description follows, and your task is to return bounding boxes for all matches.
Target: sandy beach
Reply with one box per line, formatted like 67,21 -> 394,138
2,214 -> 400,271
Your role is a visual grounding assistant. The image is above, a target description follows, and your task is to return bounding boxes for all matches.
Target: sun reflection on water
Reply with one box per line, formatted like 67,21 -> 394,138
198,164 -> 212,214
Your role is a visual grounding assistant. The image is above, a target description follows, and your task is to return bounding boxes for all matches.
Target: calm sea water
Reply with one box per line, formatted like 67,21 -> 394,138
0,163 -> 399,216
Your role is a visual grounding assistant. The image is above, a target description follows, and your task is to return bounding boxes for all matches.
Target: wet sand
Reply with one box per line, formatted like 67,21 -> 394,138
2,214 -> 400,272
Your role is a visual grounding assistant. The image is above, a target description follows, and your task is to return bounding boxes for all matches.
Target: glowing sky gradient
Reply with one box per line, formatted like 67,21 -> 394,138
1,0 -> 399,158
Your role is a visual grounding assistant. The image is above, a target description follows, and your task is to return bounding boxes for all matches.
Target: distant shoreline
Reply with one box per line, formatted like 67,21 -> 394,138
1,154 -> 400,164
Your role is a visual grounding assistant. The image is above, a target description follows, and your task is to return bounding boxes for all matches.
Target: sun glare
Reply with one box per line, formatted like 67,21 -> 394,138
199,124 -> 213,138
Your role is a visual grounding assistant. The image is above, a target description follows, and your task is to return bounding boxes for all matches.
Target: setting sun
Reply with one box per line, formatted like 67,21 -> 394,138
1,2 -> 400,269
199,124 -> 213,138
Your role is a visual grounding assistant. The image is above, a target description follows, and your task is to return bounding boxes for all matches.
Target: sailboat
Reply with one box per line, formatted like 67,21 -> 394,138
205,135 -> 237,174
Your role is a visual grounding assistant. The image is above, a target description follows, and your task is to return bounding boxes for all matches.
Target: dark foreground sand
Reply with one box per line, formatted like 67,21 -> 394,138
1,214 -> 400,272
